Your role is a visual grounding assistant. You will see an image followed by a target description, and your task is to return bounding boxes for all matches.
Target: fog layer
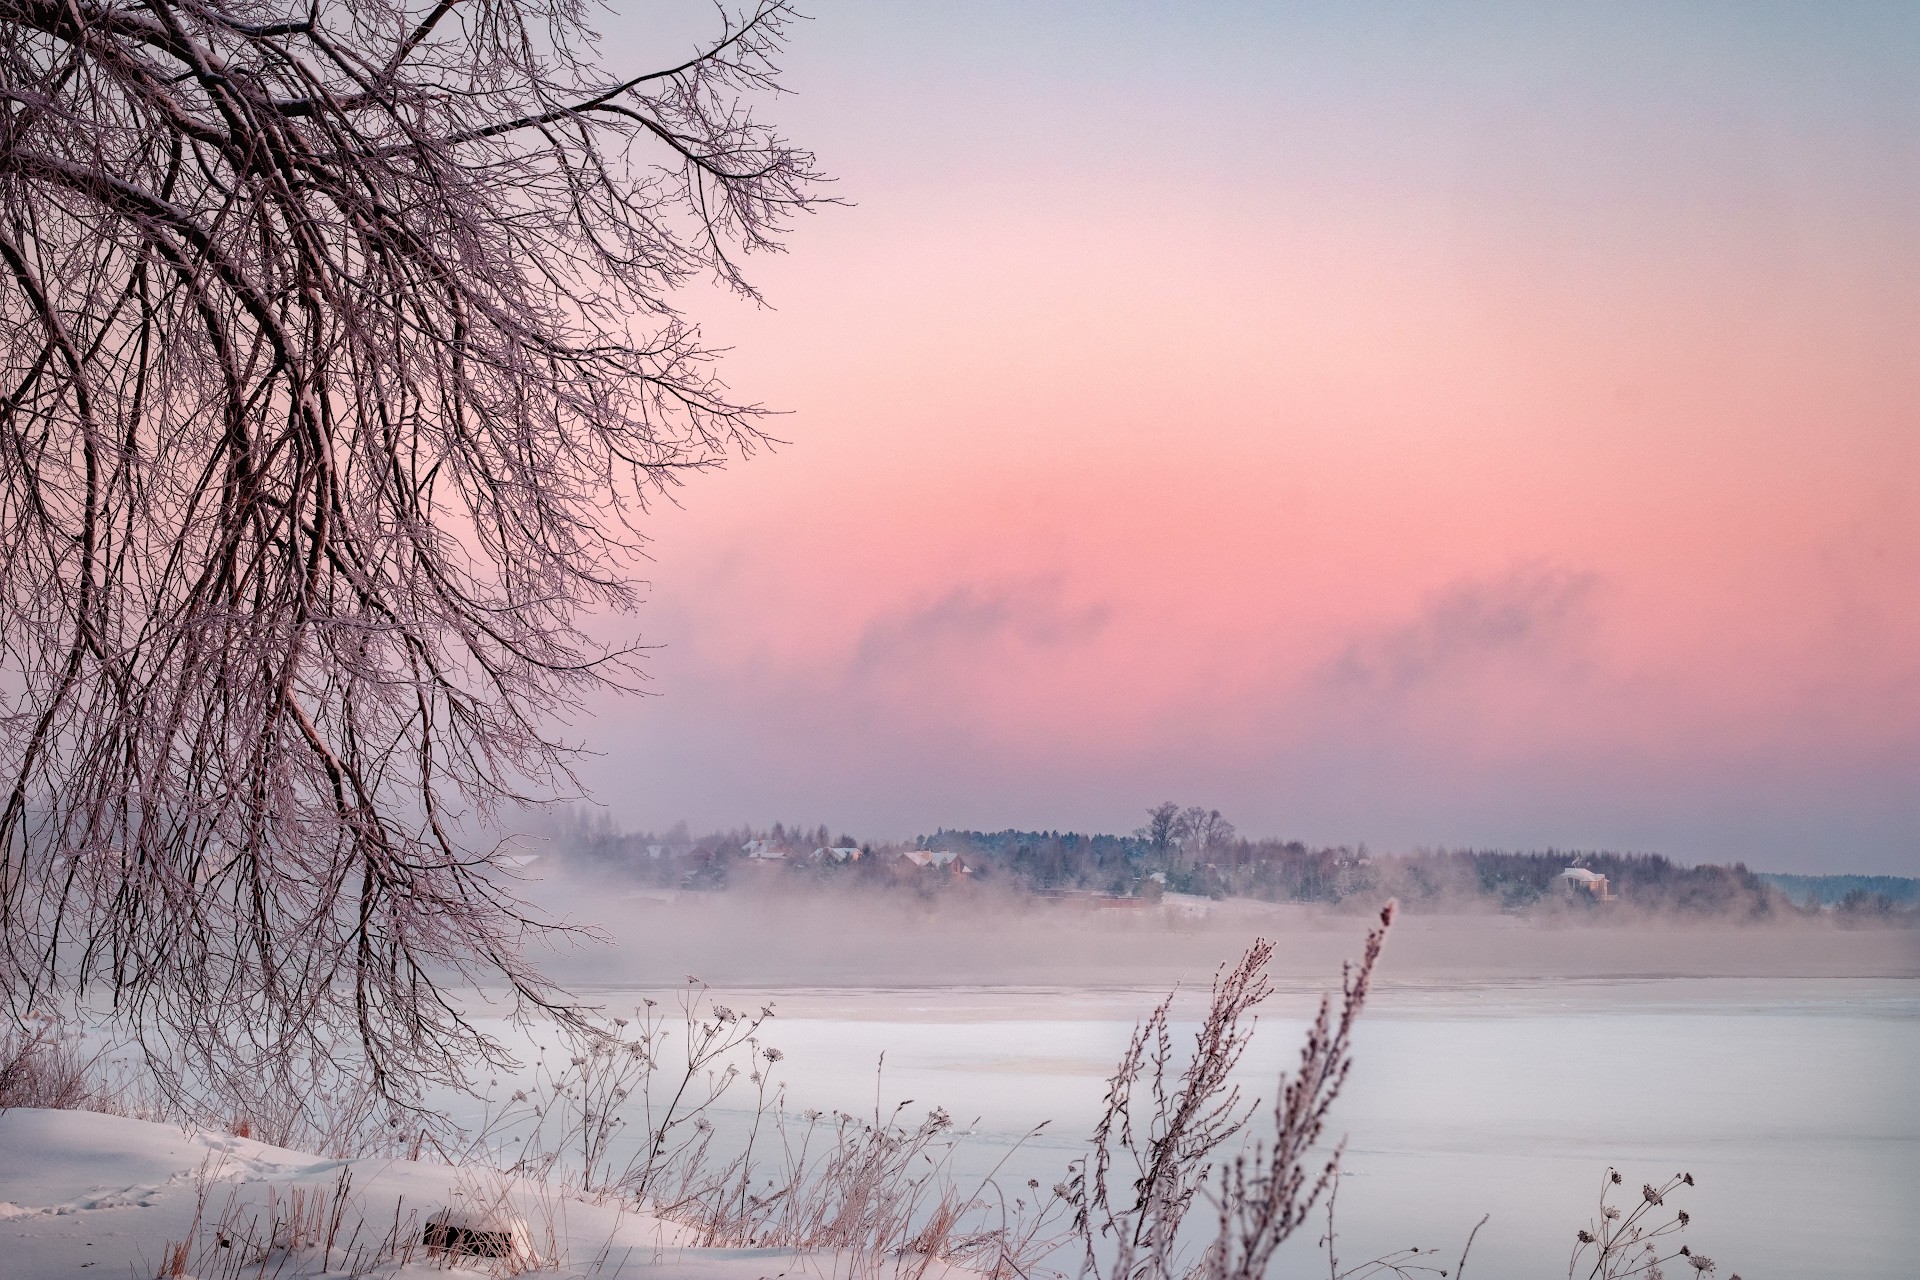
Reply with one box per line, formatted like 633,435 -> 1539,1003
528,875 -> 1920,991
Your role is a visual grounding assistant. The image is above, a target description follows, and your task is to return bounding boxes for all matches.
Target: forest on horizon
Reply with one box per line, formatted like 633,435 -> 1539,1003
539,807 -> 1918,923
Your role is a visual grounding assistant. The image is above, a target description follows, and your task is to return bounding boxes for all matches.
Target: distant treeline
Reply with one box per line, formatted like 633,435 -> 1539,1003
1757,873 -> 1920,908
926,830 -> 1798,919
534,804 -> 1915,922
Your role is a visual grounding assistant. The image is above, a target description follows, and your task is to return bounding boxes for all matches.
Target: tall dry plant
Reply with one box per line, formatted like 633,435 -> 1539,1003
1069,904 -> 1395,1280
1569,1169 -> 1735,1280
1192,907 -> 1390,1280
0,0 -> 822,1109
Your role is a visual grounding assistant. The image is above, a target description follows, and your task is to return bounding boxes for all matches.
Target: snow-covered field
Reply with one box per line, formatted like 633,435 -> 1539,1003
547,975 -> 1919,1280
10,904 -> 1916,1280
0,1107 -> 924,1280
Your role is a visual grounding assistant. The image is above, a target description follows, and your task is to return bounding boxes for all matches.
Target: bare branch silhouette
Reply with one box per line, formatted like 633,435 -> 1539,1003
0,0 -> 823,1112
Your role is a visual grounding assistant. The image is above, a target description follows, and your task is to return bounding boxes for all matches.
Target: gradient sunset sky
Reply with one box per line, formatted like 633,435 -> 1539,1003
580,1 -> 1919,872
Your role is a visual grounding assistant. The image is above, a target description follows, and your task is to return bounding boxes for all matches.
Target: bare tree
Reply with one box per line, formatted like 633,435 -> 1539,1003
1136,803 -> 1234,862
0,0 -> 822,1110
1141,805 -> 1235,865
1140,803 -> 1182,854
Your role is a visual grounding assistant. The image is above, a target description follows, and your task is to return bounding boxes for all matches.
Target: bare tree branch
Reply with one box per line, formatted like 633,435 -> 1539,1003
0,0 -> 824,1116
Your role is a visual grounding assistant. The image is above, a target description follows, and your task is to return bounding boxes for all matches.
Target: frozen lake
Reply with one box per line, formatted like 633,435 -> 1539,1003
559,975 -> 1919,1279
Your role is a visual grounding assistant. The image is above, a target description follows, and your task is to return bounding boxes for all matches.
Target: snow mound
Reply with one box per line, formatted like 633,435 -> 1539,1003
0,1107 -> 847,1280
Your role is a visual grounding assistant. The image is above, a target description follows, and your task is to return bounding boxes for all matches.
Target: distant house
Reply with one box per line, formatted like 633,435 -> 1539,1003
814,846 -> 862,863
741,838 -> 791,861
1559,866 -> 1613,900
900,848 -> 967,872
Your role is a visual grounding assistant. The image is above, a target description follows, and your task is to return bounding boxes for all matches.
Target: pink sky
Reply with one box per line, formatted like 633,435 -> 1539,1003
575,2 -> 1920,872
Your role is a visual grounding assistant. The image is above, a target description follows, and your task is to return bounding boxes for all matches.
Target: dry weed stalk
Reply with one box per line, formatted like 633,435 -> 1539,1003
1569,1169 -> 1735,1280
1318,1173 -> 1487,1280
1068,905 -> 1398,1280
454,977 -> 774,1202
1193,907 -> 1393,1280
1068,934 -> 1278,1280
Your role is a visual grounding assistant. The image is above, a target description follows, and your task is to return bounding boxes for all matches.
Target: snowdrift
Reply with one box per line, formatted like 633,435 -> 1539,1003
0,1107 -> 942,1280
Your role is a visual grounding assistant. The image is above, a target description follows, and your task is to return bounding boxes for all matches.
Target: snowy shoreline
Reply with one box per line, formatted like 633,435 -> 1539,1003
1,1108 -> 960,1280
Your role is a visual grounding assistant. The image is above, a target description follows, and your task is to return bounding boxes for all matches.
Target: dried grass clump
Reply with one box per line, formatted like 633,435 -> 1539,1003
1,1013 -> 97,1110
455,980 -> 1067,1280
155,1161 -> 395,1280
682,1095 -> 1064,1280
153,1159 -> 563,1280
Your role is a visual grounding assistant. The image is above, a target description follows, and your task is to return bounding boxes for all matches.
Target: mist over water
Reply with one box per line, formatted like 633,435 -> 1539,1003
527,873 -> 1920,990
502,874 -> 1920,1278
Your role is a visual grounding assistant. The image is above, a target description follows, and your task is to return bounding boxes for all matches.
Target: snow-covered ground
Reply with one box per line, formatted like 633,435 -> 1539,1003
0,1107 -> 904,1280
